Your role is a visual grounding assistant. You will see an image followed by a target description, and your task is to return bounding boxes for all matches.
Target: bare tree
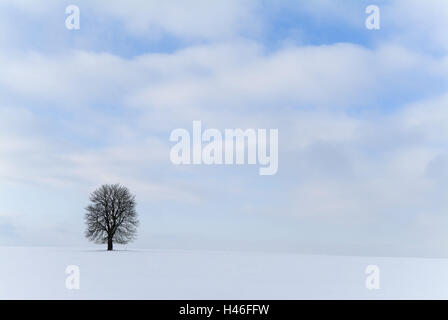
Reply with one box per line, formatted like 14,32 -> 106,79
85,184 -> 139,251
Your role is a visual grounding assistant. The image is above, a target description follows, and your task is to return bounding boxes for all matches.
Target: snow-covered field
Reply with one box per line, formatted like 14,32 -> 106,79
0,246 -> 447,299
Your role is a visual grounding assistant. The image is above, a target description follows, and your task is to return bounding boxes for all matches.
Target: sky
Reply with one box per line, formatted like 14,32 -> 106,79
1,0 -> 448,257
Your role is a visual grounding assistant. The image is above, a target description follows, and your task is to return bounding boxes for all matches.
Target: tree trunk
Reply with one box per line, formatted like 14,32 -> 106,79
107,238 -> 113,251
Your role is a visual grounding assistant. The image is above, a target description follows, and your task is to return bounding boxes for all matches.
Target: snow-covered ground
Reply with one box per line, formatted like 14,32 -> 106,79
0,246 -> 447,299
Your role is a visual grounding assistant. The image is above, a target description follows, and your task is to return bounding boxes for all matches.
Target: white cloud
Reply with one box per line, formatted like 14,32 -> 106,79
386,0 -> 448,52
401,94 -> 448,143
88,0 -> 260,40
126,43 -> 416,113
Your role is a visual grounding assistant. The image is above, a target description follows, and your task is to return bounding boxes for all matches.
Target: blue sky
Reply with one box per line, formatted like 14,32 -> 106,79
1,0 -> 448,257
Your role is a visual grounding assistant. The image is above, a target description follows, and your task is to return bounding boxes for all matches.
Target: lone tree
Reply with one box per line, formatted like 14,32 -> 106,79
85,184 -> 139,251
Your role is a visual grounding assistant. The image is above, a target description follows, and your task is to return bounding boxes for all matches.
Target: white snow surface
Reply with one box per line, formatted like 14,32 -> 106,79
0,246 -> 447,299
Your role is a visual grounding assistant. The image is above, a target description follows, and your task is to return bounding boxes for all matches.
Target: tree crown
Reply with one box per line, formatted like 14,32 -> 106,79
85,184 -> 139,245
